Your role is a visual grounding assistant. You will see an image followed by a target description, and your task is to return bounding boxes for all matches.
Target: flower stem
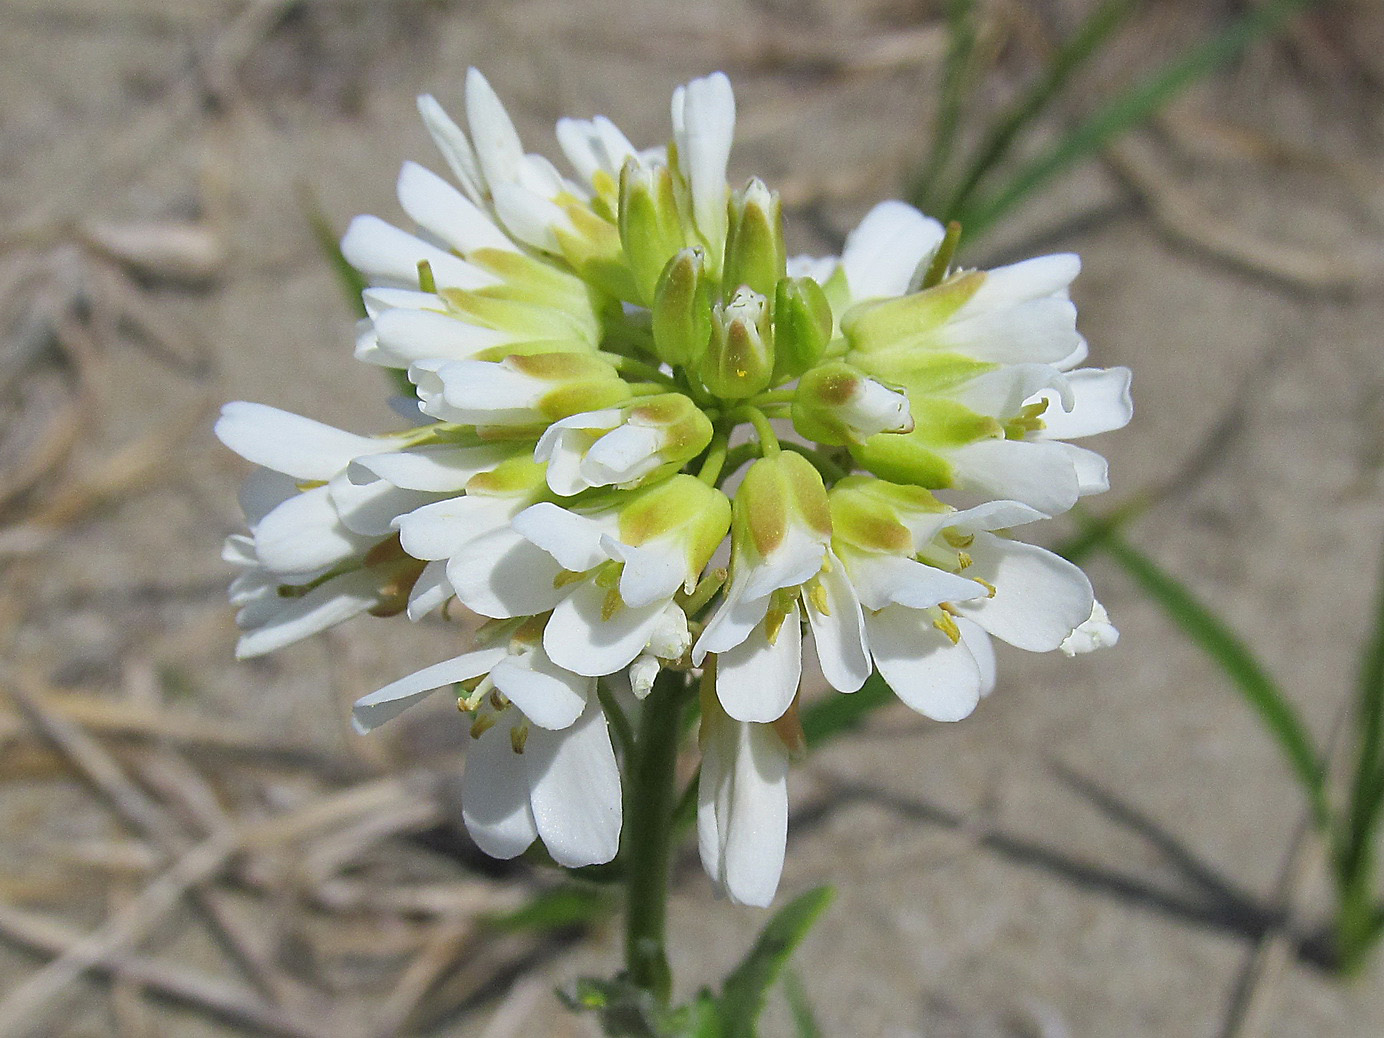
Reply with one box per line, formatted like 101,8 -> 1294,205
697,429 -> 730,486
733,405 -> 781,456
623,669 -> 688,1006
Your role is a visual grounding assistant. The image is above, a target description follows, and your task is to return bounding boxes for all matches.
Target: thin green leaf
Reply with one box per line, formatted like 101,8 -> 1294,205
1337,540 -> 1384,894
718,886 -> 834,1038
481,883 -> 612,933
957,0 -> 1319,237
941,0 -> 1141,219
782,970 -> 823,1038
1087,521 -> 1329,829
802,672 -> 894,747
909,0 -> 979,210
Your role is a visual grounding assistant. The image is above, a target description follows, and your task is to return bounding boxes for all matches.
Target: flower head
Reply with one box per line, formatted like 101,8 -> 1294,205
219,70 -> 1128,907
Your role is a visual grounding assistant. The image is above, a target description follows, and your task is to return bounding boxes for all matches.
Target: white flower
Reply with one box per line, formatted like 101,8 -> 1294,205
697,689 -> 789,907
351,638 -> 621,868
1060,600 -> 1120,656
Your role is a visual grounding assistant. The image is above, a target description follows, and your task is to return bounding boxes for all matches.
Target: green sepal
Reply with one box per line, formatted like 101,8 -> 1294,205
840,269 -> 986,355
651,248 -> 714,368
722,178 -> 786,301
699,289 -> 774,401
620,160 -> 690,306
771,276 -> 833,383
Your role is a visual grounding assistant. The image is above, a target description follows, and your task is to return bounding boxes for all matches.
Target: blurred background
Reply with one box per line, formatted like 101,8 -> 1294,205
1,0 -> 1382,1034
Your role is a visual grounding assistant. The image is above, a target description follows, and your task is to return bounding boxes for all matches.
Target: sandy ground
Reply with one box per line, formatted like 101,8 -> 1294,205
1,0 -> 1383,1035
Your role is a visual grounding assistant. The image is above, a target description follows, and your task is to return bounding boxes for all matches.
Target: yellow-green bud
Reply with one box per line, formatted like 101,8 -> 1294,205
792,362 -> 914,445
699,287 -> 774,400
722,178 -> 785,300
840,270 -> 986,362
618,160 -> 688,305
511,352 -> 633,422
733,451 -> 832,563
617,474 -> 731,575
651,247 -> 713,368
771,276 -> 833,382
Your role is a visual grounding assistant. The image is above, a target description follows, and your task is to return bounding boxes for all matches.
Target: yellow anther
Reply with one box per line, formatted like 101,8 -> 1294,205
595,561 -> 625,589
294,479 -> 328,491
956,551 -> 973,570
932,611 -> 961,644
808,581 -> 830,616
601,586 -> 624,621
764,608 -> 789,645
819,554 -> 833,574
939,602 -> 960,616
553,569 -> 587,589
510,723 -> 530,755
973,577 -> 997,598
489,690 -> 510,711
941,529 -> 974,550
469,713 -> 496,739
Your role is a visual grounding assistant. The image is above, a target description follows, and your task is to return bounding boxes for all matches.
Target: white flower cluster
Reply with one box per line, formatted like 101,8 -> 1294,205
218,71 -> 1130,906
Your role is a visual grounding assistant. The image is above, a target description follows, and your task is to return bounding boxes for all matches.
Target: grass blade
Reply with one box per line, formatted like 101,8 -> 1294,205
956,0 -> 1319,237
940,0 -> 1141,220
481,883 -> 612,933
1085,520 -> 1329,829
718,886 -> 834,1038
909,0 -> 979,211
802,672 -> 893,747
782,969 -> 823,1038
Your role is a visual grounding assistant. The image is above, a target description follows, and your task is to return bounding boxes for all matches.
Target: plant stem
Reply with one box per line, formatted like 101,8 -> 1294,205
623,669 -> 688,1006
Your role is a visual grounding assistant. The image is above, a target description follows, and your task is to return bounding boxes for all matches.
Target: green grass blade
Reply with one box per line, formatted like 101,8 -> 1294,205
956,0 -> 1319,237
1087,521 -> 1329,829
909,0 -> 979,211
1337,542 -> 1384,904
782,970 -> 823,1038
718,886 -> 834,1038
481,883 -> 613,933
941,0 -> 1141,220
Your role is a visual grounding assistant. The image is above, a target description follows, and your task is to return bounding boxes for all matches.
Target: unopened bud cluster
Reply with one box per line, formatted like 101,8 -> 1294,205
218,71 -> 1130,906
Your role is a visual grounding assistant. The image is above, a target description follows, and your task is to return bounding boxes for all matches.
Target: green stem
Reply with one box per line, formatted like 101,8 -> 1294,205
731,405 -> 781,456
697,429 -> 730,486
608,354 -> 680,390
780,441 -> 848,483
919,220 -> 962,289
623,669 -> 688,1006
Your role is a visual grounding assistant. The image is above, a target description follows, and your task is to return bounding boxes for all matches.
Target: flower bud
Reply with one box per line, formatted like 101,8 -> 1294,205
616,474 -> 732,580
536,394 -> 713,495
618,159 -> 689,305
771,276 -> 833,383
722,178 -> 785,300
699,287 -> 774,400
651,248 -> 713,368
791,362 -> 913,445
414,352 -> 631,429
732,451 -> 832,581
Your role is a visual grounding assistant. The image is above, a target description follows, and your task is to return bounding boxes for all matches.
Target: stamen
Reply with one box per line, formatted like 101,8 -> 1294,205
808,581 -> 830,616
973,577 -> 997,598
469,713 -> 496,739
510,723 -> 530,754
553,569 -> 587,589
932,609 -> 961,644
602,586 -> 624,621
942,529 -> 974,550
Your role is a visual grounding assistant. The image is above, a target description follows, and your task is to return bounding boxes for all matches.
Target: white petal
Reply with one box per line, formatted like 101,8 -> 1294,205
406,559 -> 452,620
698,713 -> 788,907
841,200 -> 945,302
842,551 -> 986,612
965,254 -> 1080,310
534,409 -> 622,460
580,425 -> 663,486
693,580 -> 771,660
253,486 -> 372,575
1034,366 -> 1132,440
434,359 -> 544,424
602,535 -> 686,609
216,402 -> 388,481
1061,443 -> 1111,496
902,499 -> 1046,548
328,475 -> 441,537
373,307 -> 515,366
952,364 -> 1072,419
867,605 -> 983,721
397,160 -> 517,254
525,700 -> 622,866
237,569 -> 379,660
349,443 -> 513,492
543,581 -> 667,677
947,438 -> 1082,516
671,72 -> 735,250
491,648 -> 590,729
491,183 -> 567,253
340,215 -> 496,292
417,94 -> 486,206
957,617 -> 996,696
465,68 -> 525,188
742,525 -> 827,603
395,494 -> 517,561
715,607 -> 802,723
462,718 -> 540,859
362,287 -> 438,318
511,502 -> 616,573
803,552 -> 870,693
222,533 -> 257,567
352,646 -> 508,733
953,532 -> 1094,652
448,527 -> 567,619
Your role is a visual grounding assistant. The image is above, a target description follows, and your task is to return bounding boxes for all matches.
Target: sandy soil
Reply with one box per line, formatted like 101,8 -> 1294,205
1,0 -> 1383,1035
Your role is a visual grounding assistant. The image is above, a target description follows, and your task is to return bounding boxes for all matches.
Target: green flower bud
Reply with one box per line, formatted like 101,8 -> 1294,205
510,352 -> 634,422
733,451 -> 832,565
617,474 -> 731,576
839,270 -> 986,364
618,160 -> 689,305
792,361 -> 914,445
651,247 -> 713,368
828,474 -> 943,554
722,178 -> 785,299
771,276 -> 833,382
699,287 -> 774,400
